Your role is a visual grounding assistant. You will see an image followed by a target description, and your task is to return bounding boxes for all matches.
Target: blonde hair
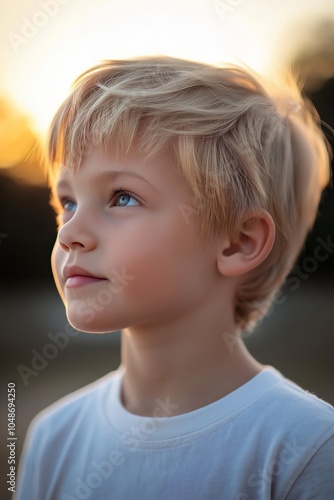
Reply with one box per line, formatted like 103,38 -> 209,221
45,55 -> 331,332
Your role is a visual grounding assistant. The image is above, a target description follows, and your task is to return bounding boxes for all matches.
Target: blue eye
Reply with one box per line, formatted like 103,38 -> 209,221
63,200 -> 77,212
115,193 -> 140,207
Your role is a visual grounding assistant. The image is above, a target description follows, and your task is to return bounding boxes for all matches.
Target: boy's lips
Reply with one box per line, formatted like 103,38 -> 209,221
63,265 -> 106,288
63,265 -> 103,280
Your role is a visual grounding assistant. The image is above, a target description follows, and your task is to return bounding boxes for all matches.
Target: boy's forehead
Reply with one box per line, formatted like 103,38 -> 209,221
53,165 -> 76,188
52,148 -> 181,192
57,147 -> 180,180
55,167 -> 159,193
50,148 -> 197,209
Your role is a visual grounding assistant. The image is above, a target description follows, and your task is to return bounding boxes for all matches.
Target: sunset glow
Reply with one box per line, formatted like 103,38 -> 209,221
2,0 -> 277,136
0,0 -> 332,170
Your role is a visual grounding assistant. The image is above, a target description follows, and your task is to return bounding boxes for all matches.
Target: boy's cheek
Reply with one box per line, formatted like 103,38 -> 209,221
50,242 -> 59,279
51,242 -> 66,302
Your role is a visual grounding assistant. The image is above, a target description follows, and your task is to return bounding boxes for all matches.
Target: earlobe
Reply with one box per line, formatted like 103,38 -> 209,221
217,209 -> 276,277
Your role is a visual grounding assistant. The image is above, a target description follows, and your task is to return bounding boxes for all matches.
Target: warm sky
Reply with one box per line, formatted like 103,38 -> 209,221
1,0 -> 333,137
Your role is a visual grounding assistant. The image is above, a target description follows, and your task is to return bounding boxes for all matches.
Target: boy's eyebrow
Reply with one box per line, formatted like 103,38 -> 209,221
55,170 -> 160,193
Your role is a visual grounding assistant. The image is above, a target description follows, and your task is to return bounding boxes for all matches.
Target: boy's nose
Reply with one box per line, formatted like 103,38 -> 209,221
57,218 -> 96,252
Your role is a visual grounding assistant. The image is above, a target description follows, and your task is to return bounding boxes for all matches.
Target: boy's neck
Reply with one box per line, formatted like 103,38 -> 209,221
120,305 -> 264,418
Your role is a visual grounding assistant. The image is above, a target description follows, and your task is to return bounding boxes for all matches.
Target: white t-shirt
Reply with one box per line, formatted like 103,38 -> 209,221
15,365 -> 334,500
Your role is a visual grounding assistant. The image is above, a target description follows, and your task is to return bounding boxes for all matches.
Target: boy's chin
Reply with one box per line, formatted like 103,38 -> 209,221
67,317 -> 121,335
65,301 -> 123,334
69,324 -> 116,334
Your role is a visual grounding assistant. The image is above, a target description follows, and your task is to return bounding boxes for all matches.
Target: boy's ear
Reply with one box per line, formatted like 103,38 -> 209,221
217,209 -> 276,277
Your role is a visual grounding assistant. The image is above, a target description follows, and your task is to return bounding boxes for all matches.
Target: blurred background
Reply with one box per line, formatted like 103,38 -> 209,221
0,0 -> 334,498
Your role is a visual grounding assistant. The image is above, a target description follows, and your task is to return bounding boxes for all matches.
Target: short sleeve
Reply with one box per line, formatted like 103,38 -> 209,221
286,434 -> 334,499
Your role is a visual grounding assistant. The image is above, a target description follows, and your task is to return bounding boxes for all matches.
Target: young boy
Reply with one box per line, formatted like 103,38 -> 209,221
16,56 -> 334,499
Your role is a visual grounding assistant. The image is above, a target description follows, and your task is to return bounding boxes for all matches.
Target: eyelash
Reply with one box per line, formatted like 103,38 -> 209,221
49,189 -> 140,217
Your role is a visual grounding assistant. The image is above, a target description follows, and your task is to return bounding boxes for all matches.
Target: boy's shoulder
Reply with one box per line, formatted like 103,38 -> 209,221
241,367 -> 334,453
29,366 -> 122,438
248,366 -> 334,422
266,368 -> 333,418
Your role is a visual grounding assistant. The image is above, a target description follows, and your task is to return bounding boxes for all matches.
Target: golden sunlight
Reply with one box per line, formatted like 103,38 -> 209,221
2,0 -> 264,136
0,99 -> 36,168
0,0 -> 332,180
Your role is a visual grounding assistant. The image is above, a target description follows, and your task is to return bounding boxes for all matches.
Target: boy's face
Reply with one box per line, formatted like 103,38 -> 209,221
51,145 -> 222,333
